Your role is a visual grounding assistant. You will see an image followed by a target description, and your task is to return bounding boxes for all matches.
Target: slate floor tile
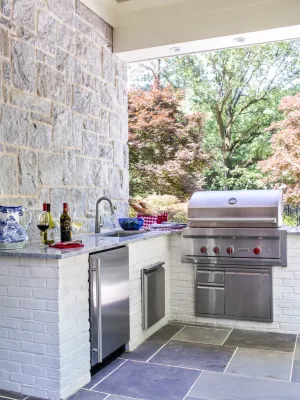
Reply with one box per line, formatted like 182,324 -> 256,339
226,347 -> 293,381
146,324 -> 184,344
94,360 -> 201,400
150,340 -> 235,372
174,325 -> 231,345
190,370 -> 300,400
85,359 -> 127,389
68,390 -> 107,400
291,336 -> 300,383
0,390 -> 27,400
224,329 -> 297,352
120,341 -> 162,362
107,396 -> 143,400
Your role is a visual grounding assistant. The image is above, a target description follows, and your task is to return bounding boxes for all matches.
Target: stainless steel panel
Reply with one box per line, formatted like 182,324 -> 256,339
89,246 -> 129,366
142,262 -> 165,330
196,285 -> 225,316
224,267 -> 272,321
196,267 -> 224,285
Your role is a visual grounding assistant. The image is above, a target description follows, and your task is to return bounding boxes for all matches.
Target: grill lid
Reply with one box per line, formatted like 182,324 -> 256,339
188,190 -> 283,228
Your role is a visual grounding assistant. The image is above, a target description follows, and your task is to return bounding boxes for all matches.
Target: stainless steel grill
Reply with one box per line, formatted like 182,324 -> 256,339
181,189 -> 287,322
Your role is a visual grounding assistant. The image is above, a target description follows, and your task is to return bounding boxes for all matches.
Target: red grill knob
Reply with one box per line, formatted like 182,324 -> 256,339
213,246 -> 221,254
200,246 -> 207,254
226,247 -> 234,254
254,247 -> 261,255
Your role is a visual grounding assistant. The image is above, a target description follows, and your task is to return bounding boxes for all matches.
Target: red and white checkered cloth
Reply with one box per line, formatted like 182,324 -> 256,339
137,212 -> 168,228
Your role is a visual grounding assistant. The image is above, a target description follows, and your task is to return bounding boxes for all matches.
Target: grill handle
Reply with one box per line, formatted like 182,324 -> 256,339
188,217 -> 277,224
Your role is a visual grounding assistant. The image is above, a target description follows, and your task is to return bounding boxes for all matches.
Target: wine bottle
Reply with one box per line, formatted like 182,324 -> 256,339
60,203 -> 72,242
45,204 -> 55,245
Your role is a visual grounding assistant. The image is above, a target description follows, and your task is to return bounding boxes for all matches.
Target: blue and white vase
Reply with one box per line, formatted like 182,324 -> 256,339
0,206 -> 32,244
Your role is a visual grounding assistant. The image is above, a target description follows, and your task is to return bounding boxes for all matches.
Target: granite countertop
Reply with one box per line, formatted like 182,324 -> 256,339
0,230 -> 171,259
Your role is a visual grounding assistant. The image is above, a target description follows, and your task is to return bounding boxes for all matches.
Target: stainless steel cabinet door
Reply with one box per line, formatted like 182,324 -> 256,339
225,268 -> 272,321
90,246 -> 129,366
196,267 -> 224,285
196,285 -> 225,316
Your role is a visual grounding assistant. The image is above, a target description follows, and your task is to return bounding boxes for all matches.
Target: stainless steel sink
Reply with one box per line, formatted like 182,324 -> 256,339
104,231 -> 145,238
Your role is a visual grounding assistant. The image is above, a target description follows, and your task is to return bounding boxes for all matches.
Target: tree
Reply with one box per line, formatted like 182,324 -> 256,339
259,93 -> 300,203
128,84 -> 208,198
130,40 -> 300,190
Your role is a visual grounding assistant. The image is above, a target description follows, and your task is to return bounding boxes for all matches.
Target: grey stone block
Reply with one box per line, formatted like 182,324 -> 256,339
18,149 -> 37,195
37,63 -> 66,103
110,112 -> 121,140
69,188 -> 87,214
75,15 -> 91,37
36,10 -> 56,55
101,111 -> 110,136
12,40 -> 36,93
0,0 -> 11,17
57,23 -> 75,54
52,104 -> 73,147
103,47 -> 114,83
75,31 -> 89,59
63,150 -> 77,186
0,105 -> 30,146
73,86 -> 101,118
113,141 -> 124,168
66,84 -> 73,107
57,48 -> 81,84
38,153 -> 64,186
83,131 -> 98,157
11,89 -> 52,115
86,40 -> 101,76
50,188 -> 70,216
72,114 -> 83,148
76,157 -> 93,187
13,0 -> 36,31
0,155 -> 17,195
47,0 -> 74,26
98,144 -> 113,161
93,160 -> 108,187
28,123 -> 52,150
44,54 -> 56,68
82,117 -> 95,132
75,0 -> 109,39
0,28 -> 9,58
98,82 -> 114,110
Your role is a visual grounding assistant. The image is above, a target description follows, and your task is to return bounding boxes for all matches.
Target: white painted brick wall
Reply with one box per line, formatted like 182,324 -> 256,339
0,254 -> 90,400
127,236 -> 171,351
170,233 -> 300,334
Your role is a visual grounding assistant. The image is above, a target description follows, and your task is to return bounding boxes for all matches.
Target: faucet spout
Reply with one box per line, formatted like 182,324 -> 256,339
95,197 -> 115,233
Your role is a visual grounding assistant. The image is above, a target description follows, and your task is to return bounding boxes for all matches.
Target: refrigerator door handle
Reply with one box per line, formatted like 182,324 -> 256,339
90,259 -> 102,364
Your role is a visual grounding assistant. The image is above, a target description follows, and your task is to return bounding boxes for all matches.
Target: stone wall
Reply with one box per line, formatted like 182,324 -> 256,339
0,0 -> 129,240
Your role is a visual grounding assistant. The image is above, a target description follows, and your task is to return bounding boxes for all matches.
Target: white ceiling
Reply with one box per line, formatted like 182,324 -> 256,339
81,0 -> 300,62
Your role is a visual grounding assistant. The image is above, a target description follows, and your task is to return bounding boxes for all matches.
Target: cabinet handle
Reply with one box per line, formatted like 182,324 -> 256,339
226,271 -> 269,276
197,285 -> 224,290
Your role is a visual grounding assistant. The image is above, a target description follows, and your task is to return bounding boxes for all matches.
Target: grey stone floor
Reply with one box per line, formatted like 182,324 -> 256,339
1,324 -> 300,400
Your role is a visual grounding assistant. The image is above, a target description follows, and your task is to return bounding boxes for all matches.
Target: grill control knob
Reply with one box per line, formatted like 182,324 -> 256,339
200,246 -> 207,254
213,246 -> 221,254
254,247 -> 261,255
226,247 -> 234,254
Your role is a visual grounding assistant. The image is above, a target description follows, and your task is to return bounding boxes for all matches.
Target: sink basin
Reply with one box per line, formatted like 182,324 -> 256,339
104,231 -> 145,238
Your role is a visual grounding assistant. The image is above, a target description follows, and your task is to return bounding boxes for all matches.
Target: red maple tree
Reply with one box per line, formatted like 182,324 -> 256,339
259,93 -> 300,203
128,83 -> 208,198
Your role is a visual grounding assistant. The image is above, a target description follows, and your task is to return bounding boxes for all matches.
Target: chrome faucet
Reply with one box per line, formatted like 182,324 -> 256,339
95,197 -> 116,233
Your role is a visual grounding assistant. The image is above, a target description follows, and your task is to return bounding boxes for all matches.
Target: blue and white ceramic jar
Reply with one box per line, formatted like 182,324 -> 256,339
0,206 -> 32,244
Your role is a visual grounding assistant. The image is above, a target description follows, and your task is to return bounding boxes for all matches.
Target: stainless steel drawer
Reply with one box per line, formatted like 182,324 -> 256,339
196,267 -> 224,286
196,285 -> 225,316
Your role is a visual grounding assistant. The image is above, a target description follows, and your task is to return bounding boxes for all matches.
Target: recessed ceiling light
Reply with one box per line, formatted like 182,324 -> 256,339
170,47 -> 181,53
234,37 -> 246,43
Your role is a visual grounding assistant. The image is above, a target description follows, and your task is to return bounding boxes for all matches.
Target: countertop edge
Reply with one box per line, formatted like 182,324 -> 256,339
0,230 -> 171,260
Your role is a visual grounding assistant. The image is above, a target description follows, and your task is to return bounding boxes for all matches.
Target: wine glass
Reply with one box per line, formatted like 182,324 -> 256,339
37,212 -> 49,248
72,210 -> 85,235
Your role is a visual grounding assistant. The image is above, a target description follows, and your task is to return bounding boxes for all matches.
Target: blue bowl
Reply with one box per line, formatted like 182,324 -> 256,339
118,218 -> 144,231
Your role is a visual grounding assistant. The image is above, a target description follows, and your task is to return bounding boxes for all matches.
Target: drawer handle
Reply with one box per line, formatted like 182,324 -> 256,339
197,285 -> 224,290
